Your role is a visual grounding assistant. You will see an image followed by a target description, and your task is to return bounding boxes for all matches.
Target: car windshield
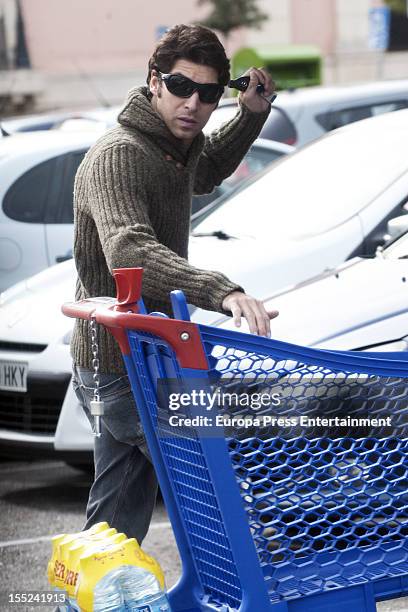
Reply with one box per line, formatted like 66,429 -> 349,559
194,117 -> 408,240
191,143 -> 284,217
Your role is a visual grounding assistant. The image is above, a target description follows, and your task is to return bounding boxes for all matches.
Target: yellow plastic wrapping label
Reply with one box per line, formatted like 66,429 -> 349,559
77,537 -> 165,612
47,522 -> 111,590
47,533 -> 67,587
64,532 -> 128,599
54,527 -> 117,592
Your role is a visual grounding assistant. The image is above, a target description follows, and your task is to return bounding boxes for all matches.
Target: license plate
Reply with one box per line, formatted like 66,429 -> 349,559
0,360 -> 28,392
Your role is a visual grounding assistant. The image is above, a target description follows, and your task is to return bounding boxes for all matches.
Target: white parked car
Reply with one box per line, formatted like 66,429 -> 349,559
208,233 -> 408,352
190,108 -> 408,310
0,130 -> 290,292
5,79 -> 407,148
206,79 -> 408,147
1,106 -> 121,134
0,131 -> 95,292
0,261 -> 89,463
2,109 -> 408,462
0,228 -> 407,462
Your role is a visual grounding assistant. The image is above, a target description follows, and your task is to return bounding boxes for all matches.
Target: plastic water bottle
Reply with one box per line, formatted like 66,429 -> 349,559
53,586 -> 72,611
119,566 -> 170,611
65,595 -> 80,612
70,564 -> 170,611
68,567 -> 125,611
90,567 -> 126,611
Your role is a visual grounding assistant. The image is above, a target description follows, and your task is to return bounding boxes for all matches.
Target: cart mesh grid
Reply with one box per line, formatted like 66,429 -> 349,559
129,333 -> 243,609
128,329 -> 408,609
205,340 -> 408,604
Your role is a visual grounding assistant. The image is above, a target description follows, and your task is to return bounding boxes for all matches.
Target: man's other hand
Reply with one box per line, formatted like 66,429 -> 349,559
222,291 -> 279,337
239,67 -> 276,113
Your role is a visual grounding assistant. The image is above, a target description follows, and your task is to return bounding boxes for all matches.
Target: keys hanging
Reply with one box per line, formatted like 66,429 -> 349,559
90,316 -> 104,438
90,398 -> 104,438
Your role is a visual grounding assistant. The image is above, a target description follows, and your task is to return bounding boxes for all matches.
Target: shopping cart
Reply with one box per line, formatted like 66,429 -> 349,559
63,268 -> 408,612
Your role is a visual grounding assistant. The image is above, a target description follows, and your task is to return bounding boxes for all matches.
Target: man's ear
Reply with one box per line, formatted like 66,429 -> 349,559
149,70 -> 160,97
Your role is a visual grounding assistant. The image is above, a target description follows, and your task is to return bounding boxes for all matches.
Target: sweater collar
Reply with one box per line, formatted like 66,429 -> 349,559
117,85 -> 205,166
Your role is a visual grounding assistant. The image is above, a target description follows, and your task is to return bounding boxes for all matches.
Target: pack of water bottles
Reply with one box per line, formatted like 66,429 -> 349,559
47,521 -> 171,611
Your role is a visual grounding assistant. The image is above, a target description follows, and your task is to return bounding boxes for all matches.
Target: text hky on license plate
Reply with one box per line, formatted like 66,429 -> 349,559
0,360 -> 28,392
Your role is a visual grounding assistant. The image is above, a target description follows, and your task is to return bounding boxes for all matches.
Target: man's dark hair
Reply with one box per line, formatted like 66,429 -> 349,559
147,24 -> 230,86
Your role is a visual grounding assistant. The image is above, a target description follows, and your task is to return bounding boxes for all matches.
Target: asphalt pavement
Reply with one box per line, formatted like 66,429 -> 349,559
0,459 -> 180,612
0,458 -> 406,611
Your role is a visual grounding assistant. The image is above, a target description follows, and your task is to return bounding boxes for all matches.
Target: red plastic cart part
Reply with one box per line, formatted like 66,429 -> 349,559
62,268 -> 209,370
113,267 -> 143,305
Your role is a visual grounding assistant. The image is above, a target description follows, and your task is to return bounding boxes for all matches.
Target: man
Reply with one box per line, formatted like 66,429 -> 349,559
71,24 -> 278,544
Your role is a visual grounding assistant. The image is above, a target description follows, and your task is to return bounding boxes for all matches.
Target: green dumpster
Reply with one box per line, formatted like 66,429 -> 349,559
231,44 -> 322,90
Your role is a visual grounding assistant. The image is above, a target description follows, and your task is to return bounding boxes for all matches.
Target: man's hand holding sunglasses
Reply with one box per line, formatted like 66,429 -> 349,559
239,67 -> 276,113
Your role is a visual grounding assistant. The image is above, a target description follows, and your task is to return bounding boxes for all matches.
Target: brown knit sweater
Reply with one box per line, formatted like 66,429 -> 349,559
71,86 -> 270,373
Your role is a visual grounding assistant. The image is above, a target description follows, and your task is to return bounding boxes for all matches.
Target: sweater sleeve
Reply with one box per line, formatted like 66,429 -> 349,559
193,102 -> 270,195
87,144 -> 243,312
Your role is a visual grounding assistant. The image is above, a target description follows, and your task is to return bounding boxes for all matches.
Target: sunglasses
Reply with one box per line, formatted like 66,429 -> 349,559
158,71 -> 224,104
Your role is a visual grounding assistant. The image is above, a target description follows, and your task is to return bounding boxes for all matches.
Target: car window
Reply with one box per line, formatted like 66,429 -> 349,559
3,158 -> 55,223
204,103 -> 297,145
15,121 -> 57,132
316,100 -> 408,131
218,145 -> 282,191
192,144 -> 284,215
371,101 -> 408,115
59,151 -> 87,223
259,107 -> 297,145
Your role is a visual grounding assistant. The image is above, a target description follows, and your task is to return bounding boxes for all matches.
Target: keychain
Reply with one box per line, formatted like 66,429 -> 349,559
90,316 -> 104,437
229,75 -> 277,103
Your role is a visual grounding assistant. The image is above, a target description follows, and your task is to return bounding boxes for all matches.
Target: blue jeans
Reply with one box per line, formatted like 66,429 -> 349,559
72,365 -> 158,544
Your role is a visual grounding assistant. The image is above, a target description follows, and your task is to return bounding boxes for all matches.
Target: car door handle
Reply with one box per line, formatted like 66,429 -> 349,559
56,250 -> 73,263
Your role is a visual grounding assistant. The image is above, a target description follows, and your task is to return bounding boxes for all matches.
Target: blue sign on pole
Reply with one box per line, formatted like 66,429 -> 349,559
156,26 -> 169,40
368,7 -> 391,50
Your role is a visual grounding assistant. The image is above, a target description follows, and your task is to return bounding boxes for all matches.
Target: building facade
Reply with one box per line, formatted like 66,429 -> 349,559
1,0 -> 407,112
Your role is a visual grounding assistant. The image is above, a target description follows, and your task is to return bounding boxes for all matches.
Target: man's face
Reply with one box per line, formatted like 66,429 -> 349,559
149,59 -> 220,146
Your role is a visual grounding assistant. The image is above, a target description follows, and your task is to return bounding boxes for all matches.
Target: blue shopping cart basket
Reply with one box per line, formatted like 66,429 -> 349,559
63,268 -> 408,612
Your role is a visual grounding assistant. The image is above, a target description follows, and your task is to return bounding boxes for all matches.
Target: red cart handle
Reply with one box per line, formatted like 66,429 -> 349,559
62,268 -> 208,370
113,267 -> 143,305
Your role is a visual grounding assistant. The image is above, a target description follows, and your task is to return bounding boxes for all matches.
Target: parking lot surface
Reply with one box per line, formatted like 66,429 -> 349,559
0,459 -> 180,611
0,459 -> 405,611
